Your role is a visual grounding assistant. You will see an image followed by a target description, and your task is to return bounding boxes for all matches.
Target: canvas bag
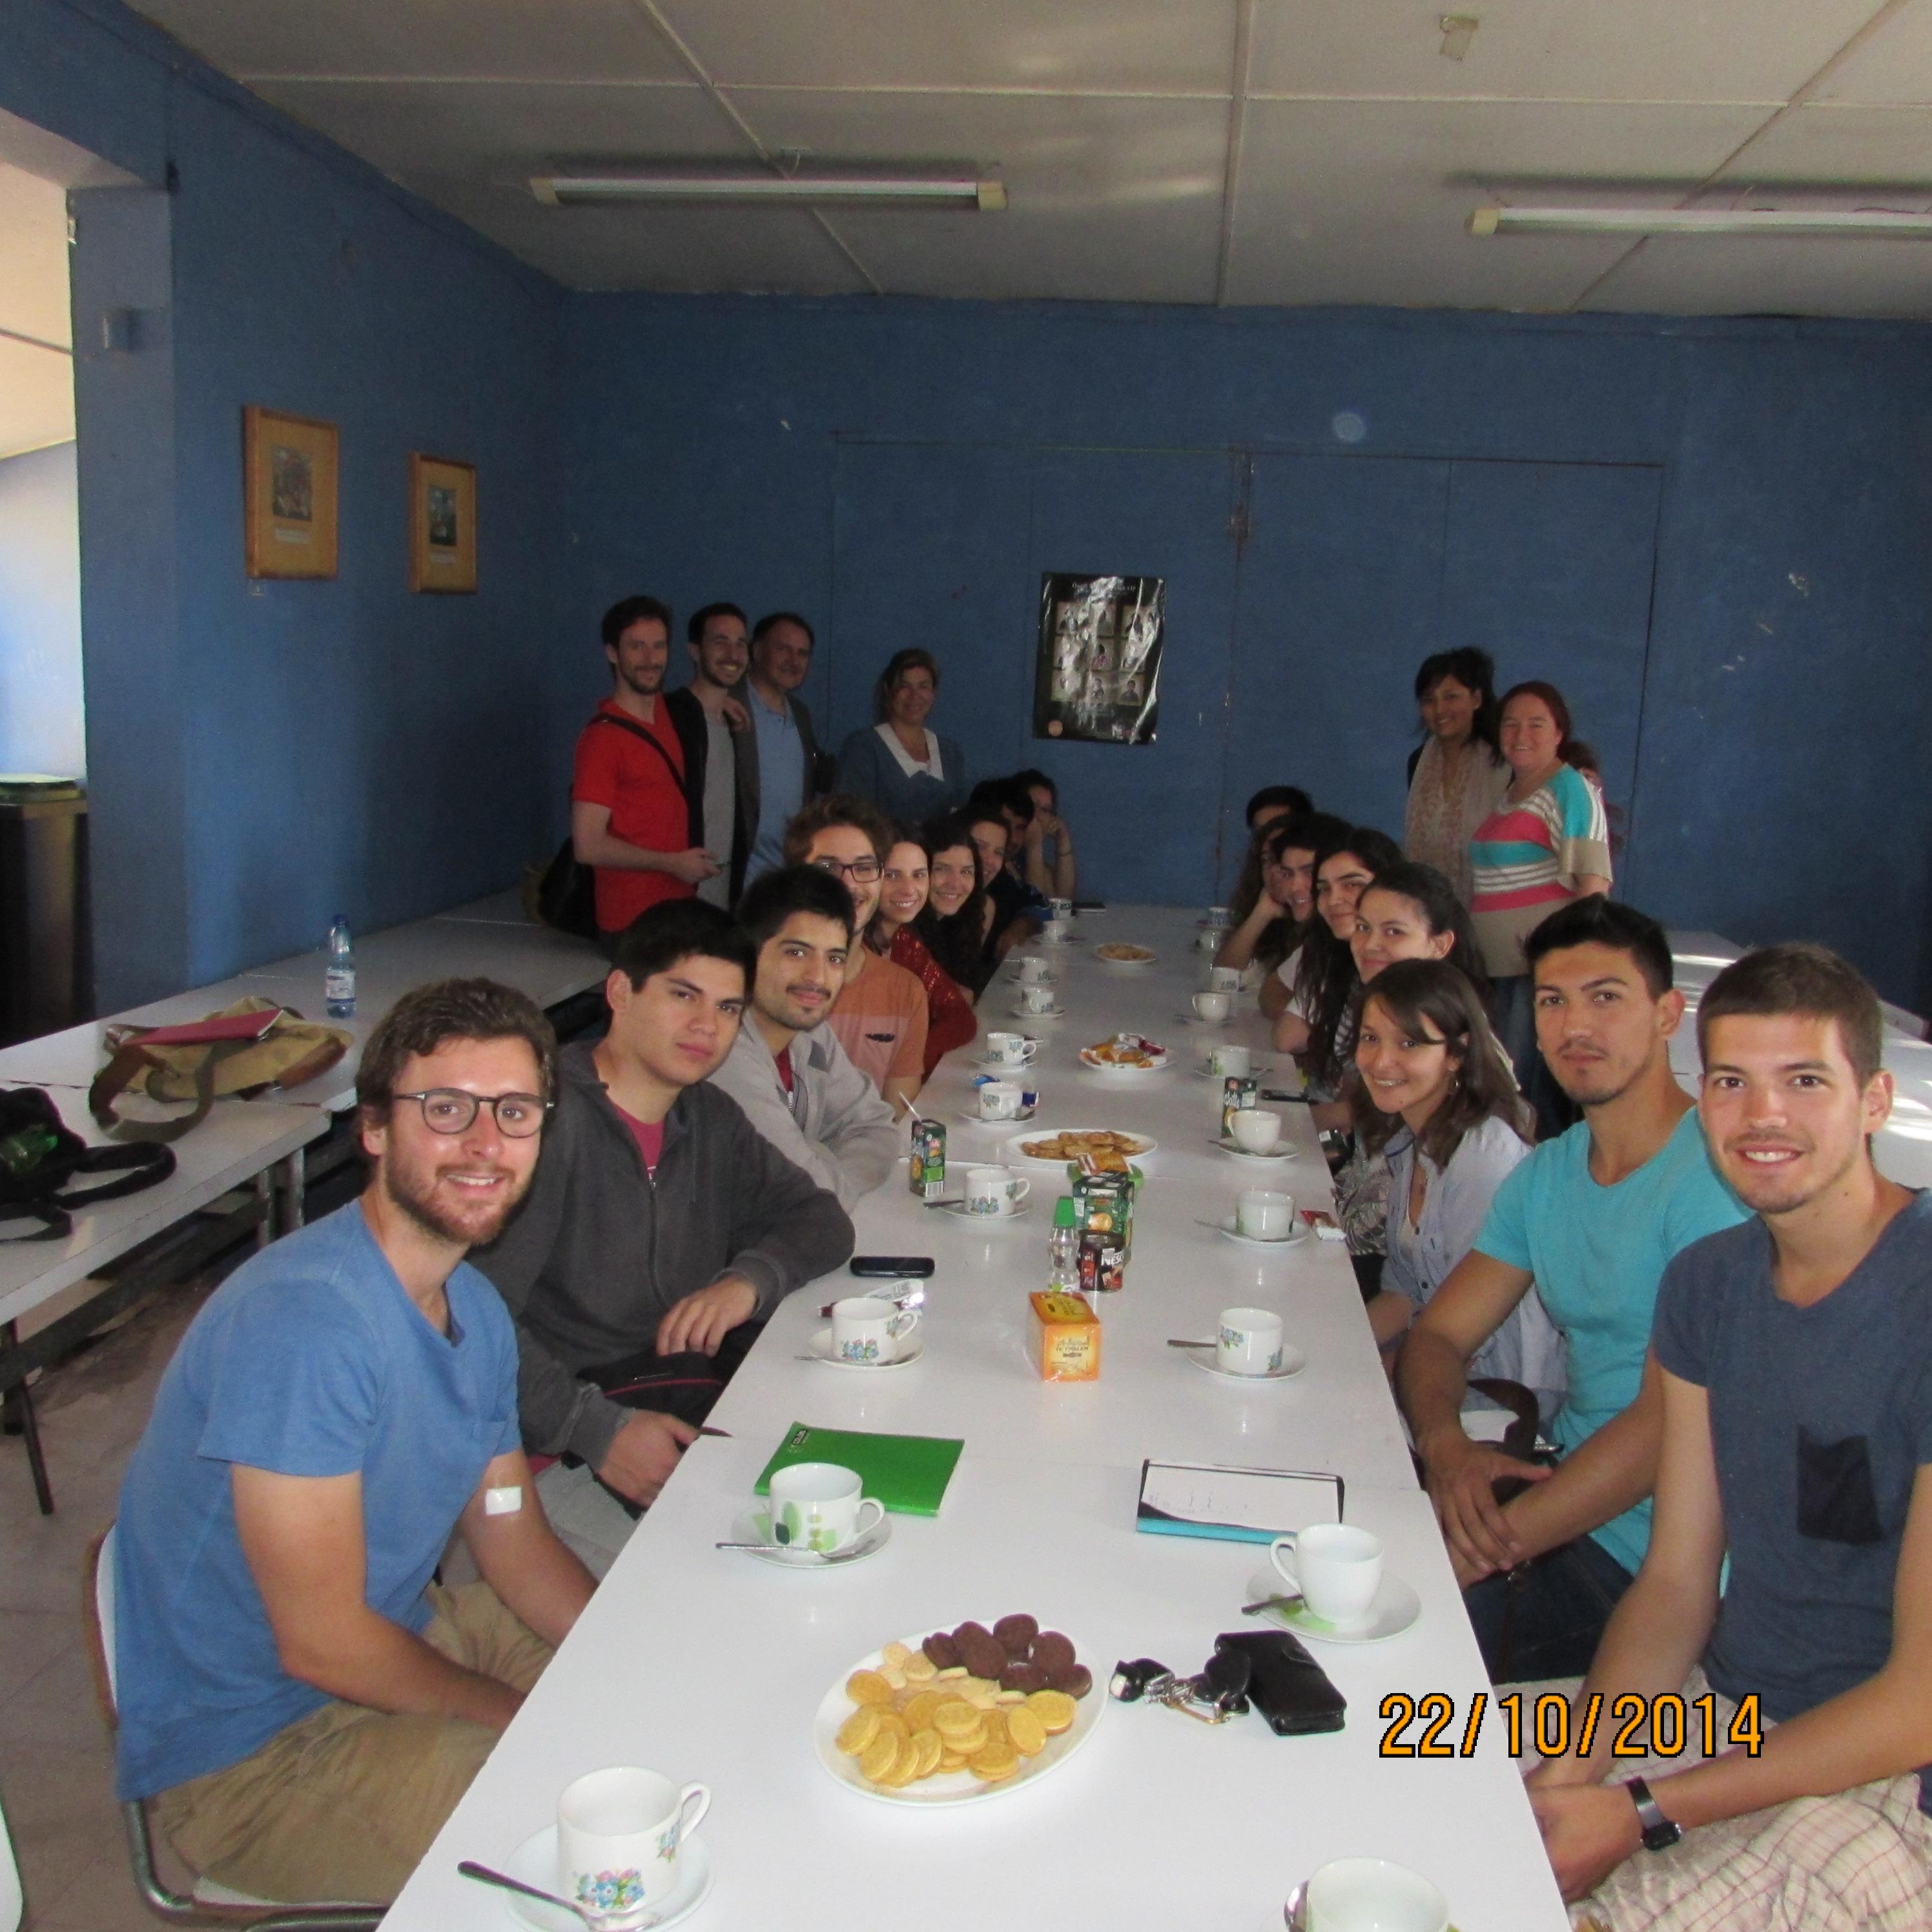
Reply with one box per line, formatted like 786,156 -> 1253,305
89,997 -> 353,1142
0,1085 -> 176,1241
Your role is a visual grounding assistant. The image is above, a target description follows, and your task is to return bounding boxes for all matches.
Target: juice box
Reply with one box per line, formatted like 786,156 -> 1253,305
1221,1074 -> 1259,1140
909,1118 -> 946,1198
1029,1290 -> 1102,1380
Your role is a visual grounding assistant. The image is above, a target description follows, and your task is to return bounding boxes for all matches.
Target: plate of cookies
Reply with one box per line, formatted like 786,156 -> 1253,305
1093,941 -> 1157,971
814,1615 -> 1101,1807
1005,1126 -> 1156,1169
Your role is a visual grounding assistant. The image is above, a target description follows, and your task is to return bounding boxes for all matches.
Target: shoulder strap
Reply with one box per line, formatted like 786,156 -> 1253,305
591,709 -> 689,806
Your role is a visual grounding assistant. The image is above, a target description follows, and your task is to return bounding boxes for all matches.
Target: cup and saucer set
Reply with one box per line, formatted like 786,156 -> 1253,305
720,1459 -> 893,1571
1213,1107 -> 1297,1164
1179,1306 -> 1306,1383
478,1765 -> 713,1931
973,1030 -> 1039,1071
1210,1187 -> 1306,1252
1181,966 -> 1245,1025
932,1165 -> 1032,1222
1245,1522 -> 1421,1646
803,1294 -> 925,1368
957,1076 -> 1038,1127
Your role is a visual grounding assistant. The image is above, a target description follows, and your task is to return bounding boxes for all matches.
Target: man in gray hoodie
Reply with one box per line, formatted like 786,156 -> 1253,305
710,866 -> 901,1209
473,901 -> 852,1514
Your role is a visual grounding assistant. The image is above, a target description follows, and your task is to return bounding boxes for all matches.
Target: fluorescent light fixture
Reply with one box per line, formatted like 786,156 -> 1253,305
531,173 -> 1006,211
1470,204 -> 1932,239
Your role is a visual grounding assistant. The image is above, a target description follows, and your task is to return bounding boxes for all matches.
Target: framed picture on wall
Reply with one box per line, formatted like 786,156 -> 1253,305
243,406 -> 340,579
409,453 -> 478,594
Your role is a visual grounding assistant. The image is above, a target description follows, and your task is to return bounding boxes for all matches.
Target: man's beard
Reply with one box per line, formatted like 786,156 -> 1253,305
382,1148 -> 527,1248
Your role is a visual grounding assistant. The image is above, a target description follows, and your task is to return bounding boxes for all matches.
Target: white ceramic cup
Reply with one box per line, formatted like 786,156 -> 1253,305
1016,954 -> 1050,983
1208,1042 -> 1253,1078
1204,905 -> 1231,925
1044,917 -> 1073,943
557,1765 -> 711,1925
1049,898 -> 1074,920
1303,1858 -> 1447,1932
1230,1107 -> 1282,1153
1215,1305 -> 1286,1375
1197,926 -> 1223,952
1269,1523 -> 1385,1629
965,1166 -> 1030,1217
1236,1187 -> 1294,1238
1208,965 -> 1242,993
767,1461 -> 886,1552
1192,990 -> 1232,1022
978,1079 -> 1024,1121
1019,982 -> 1057,1014
986,1031 -> 1032,1065
830,1295 -> 919,1365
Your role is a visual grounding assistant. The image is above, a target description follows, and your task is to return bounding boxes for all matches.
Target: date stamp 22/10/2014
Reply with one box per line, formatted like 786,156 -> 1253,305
1380,1689 -> 1764,1761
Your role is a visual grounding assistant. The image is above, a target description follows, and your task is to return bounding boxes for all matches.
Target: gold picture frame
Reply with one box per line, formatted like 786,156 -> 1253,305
243,406 -> 340,579
409,453 -> 478,594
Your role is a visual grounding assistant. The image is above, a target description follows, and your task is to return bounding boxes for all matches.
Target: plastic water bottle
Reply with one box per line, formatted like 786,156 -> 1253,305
1048,1195 -> 1081,1290
325,914 -> 356,1018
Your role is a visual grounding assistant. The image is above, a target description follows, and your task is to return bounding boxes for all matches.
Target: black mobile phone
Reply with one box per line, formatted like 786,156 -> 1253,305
1259,1089 -> 1309,1104
849,1255 -> 936,1279
1072,899 -> 1107,910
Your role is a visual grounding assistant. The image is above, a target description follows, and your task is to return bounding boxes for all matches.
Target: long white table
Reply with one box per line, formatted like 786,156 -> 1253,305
380,905 -> 1569,1932
0,890 -> 607,1113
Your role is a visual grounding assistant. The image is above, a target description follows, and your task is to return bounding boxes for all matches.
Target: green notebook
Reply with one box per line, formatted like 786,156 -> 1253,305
755,1422 -> 965,1517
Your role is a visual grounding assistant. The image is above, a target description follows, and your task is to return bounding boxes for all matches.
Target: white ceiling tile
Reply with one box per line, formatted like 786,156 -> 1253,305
663,0 -> 1235,94
1580,233 -> 1932,318
0,163 -> 72,349
131,0 -> 688,82
1711,101 -> 1932,182
1248,0 -> 1876,104
247,78 -> 738,185
1228,99 -> 1767,309
1813,0 -> 1932,104
738,90 -> 1227,300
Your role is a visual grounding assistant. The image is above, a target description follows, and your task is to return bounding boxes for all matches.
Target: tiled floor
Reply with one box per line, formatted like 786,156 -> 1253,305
1,1277 -> 215,1931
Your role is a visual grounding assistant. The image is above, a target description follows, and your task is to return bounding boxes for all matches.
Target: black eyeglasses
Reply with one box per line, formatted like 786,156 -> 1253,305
810,855 -> 882,885
393,1090 -> 550,1138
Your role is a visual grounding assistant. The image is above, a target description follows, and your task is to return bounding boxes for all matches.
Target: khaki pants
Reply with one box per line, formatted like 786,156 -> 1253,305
153,1581 -> 553,1905
1518,1670 -> 1932,1932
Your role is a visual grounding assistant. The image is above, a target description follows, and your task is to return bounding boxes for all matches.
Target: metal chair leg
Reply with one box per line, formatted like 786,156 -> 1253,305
0,1322 -> 53,1514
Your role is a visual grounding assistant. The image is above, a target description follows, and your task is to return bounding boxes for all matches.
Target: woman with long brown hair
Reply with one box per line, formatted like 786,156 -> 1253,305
1349,958 -> 1565,1415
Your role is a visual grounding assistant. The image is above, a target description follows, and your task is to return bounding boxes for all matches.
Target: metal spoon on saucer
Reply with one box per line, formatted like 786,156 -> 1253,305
458,1859 -> 664,1929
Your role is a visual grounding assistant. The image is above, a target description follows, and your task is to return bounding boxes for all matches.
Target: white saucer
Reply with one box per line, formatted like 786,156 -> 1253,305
498,1825 -> 712,1932
1212,1135 -> 1298,1163
1213,1213 -> 1308,1249
1179,1011 -> 1231,1027
956,1104 -> 1038,1126
727,1508 -> 892,1569
1244,1567 -> 1421,1645
804,1324 -> 925,1369
932,1195 -> 1034,1223
1187,1344 -> 1306,1382
1010,1000 -> 1065,1020
973,1047 -> 1039,1069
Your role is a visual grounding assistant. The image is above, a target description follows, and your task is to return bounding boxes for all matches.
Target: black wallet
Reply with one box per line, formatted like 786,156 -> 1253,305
1213,1629 -> 1347,1736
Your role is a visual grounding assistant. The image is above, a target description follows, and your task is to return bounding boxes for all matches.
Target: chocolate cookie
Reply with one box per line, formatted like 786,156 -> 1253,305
993,1613 -> 1040,1656
999,1660 -> 1047,1694
1031,1630 -> 1076,1676
921,1630 -> 961,1670
1048,1661 -> 1093,1699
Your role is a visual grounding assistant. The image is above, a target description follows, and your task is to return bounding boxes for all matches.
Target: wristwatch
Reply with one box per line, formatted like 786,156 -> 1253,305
1624,1776 -> 1682,1853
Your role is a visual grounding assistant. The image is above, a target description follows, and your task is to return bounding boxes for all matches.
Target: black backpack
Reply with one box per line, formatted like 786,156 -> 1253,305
0,1086 -> 176,1242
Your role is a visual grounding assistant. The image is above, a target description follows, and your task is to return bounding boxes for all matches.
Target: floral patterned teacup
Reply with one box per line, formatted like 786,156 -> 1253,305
558,1766 -> 710,1925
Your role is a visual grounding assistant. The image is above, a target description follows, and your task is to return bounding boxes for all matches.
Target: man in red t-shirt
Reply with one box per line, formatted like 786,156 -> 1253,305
571,595 -> 721,949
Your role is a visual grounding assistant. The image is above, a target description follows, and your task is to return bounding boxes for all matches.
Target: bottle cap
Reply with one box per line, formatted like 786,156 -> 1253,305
1053,1195 -> 1078,1228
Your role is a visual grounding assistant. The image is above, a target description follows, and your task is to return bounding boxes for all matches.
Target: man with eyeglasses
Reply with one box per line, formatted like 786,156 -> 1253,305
112,980 -> 595,1906
781,794 -> 929,1111
473,900 -> 852,1551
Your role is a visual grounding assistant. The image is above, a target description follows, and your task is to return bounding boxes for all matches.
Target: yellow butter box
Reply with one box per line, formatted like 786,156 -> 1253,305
1029,1290 -> 1101,1382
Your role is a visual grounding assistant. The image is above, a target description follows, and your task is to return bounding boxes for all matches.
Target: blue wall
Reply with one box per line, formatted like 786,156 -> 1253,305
5,0 -> 567,1006
0,440 -> 85,776
560,296 -> 1932,1009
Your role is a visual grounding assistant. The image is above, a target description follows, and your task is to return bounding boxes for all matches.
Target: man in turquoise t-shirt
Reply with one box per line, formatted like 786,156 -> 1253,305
1399,897 -> 1746,1681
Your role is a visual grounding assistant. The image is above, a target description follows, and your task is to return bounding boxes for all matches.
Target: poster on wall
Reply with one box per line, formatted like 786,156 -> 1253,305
1032,573 -> 1164,745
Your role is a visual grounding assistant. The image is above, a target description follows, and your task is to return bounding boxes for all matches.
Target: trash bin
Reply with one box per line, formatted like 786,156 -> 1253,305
0,775 -> 88,1046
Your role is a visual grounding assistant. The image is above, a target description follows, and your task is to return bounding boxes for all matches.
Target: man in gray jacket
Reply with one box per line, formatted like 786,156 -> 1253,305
473,901 -> 852,1517
711,866 -> 900,1209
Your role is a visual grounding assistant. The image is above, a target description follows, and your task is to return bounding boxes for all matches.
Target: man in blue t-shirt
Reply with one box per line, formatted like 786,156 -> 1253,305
114,980 -> 595,1906
1527,943 -> 1932,1926
1400,898 -> 1747,1680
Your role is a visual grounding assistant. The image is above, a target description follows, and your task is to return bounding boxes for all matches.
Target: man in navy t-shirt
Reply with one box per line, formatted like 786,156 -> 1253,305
1527,943 -> 1932,1928
114,980 -> 595,1905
